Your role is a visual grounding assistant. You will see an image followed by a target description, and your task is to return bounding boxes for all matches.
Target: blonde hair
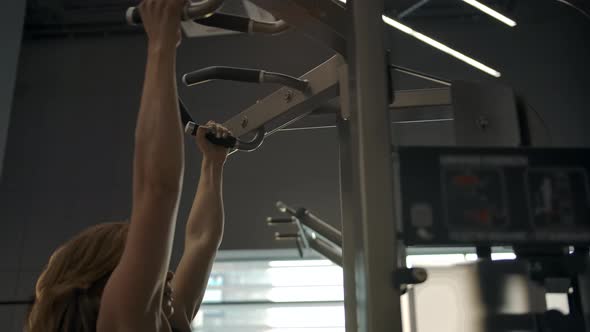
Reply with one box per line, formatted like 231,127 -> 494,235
25,222 -> 129,332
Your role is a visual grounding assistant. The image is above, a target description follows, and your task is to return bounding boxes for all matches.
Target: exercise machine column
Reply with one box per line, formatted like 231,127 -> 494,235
343,0 -> 403,332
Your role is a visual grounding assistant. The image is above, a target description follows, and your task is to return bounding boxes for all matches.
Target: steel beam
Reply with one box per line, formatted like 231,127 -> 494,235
337,116 -> 360,332
393,88 -> 451,109
299,209 -> 343,248
398,0 -> 431,18
248,0 -> 347,54
222,55 -> 344,137
281,106 -> 453,132
307,235 -> 343,267
223,71 -> 451,137
345,0 -> 403,332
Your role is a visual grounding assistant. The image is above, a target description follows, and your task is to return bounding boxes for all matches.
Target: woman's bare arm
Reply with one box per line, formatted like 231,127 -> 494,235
98,0 -> 187,330
169,123 -> 229,328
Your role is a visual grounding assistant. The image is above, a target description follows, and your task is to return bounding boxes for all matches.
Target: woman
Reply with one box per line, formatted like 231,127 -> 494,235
25,0 -> 229,331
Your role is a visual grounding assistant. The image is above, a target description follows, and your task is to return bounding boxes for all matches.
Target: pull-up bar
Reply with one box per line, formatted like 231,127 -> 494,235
194,12 -> 290,35
126,0 -> 225,25
126,0 -> 290,35
269,201 -> 343,267
178,97 -> 265,151
182,66 -> 309,92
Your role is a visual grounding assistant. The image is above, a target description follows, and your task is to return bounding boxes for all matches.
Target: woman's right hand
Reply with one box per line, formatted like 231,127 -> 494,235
138,0 -> 188,51
196,121 -> 231,165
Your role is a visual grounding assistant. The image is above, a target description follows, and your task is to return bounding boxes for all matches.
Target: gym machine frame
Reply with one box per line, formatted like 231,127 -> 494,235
176,1 -> 448,331
216,1 -> 409,331
129,4 -> 445,330
127,0 -> 590,331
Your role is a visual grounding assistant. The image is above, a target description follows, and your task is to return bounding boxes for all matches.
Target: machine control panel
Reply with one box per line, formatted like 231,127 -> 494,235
396,147 -> 590,245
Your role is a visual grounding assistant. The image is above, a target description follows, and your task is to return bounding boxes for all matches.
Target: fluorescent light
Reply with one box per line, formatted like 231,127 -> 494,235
335,0 -> 501,78
462,0 -> 517,27
381,15 -> 501,77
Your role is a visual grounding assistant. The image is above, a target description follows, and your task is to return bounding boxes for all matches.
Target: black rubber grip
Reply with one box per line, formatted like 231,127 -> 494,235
205,132 -> 237,148
179,97 -> 236,148
195,13 -> 251,33
127,7 -> 143,25
183,67 -> 261,86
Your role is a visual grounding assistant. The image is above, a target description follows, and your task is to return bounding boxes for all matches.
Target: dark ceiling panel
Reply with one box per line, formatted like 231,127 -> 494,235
24,0 -> 256,37
25,0 -> 560,38
385,0 -> 517,19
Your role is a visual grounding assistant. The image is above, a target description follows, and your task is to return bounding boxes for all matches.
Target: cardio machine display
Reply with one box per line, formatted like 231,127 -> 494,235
397,146 -> 590,246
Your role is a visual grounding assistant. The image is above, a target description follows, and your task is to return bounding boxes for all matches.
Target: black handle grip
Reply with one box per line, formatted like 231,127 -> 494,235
126,7 -> 143,25
180,98 -> 238,149
195,13 -> 251,33
183,67 -> 261,86
204,132 -> 237,149
184,122 -> 238,149
180,97 -> 265,151
126,5 -> 191,25
266,217 -> 295,225
194,13 -> 290,35
126,0 -> 226,26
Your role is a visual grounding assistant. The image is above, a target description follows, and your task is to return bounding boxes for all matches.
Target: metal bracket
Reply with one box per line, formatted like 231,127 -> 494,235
248,0 -> 347,55
394,267 -> 428,289
269,201 -> 343,266
223,55 -> 345,138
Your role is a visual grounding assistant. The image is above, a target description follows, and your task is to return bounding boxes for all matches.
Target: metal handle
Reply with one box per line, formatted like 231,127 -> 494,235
126,0 -> 225,26
183,122 -> 265,151
308,236 -> 343,267
179,97 -> 265,152
274,233 -> 300,241
182,66 -> 309,92
194,12 -> 290,35
276,201 -> 342,247
267,217 -> 296,225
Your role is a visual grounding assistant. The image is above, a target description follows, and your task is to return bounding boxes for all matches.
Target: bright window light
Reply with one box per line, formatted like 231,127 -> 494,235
465,252 -> 517,261
202,289 -> 223,303
266,286 -> 344,302
267,266 -> 343,287
546,293 -> 570,314
268,260 -> 334,267
462,0 -> 517,27
335,0 -> 501,77
265,329 -> 344,332
406,254 -> 467,267
264,306 -> 344,328
491,252 -> 517,260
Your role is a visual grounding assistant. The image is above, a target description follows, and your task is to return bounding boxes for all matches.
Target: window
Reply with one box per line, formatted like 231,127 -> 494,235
192,257 -> 344,331
191,249 -> 518,331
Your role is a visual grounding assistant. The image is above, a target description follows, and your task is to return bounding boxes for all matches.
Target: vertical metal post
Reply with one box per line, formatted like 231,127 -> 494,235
337,116 -> 359,332
344,0 -> 403,331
